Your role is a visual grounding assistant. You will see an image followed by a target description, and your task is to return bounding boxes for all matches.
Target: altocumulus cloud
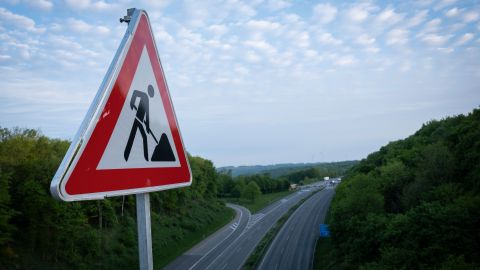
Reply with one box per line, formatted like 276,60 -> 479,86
0,0 -> 479,166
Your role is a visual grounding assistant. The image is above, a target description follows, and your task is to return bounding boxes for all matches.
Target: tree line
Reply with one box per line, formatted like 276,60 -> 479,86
328,108 -> 480,269
0,127 -> 228,269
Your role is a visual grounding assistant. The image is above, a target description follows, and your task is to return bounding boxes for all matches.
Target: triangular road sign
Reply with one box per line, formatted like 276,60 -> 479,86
51,10 -> 191,201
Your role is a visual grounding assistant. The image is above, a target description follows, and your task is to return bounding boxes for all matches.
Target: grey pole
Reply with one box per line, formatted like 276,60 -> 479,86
136,193 -> 153,270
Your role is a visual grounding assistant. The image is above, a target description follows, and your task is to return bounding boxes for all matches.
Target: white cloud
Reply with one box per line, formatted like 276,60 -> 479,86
304,49 -> 318,58
454,33 -> 474,46
234,65 -> 249,76
245,20 -> 281,32
376,8 -> 403,26
313,3 -> 338,24
437,47 -> 454,53
183,0 -> 256,28
283,13 -> 302,25
267,0 -> 291,11
0,54 -> 12,61
435,0 -> 457,10
406,10 -> 428,27
64,0 -> 116,11
66,18 -> 110,35
206,39 -> 231,50
365,46 -> 380,53
386,28 -> 409,45
244,39 -> 277,55
355,34 -> 376,46
178,27 -> 203,46
155,26 -> 175,45
334,55 -> 356,66
463,11 -> 479,23
67,18 -> 91,33
423,18 -> 442,33
445,7 -> 461,18
24,0 -> 53,10
421,34 -> 451,46
208,24 -> 228,37
287,30 -> 310,48
245,50 -> 261,63
0,7 -> 45,33
48,35 -> 83,51
96,26 -> 109,35
317,32 -> 342,46
346,3 -> 376,23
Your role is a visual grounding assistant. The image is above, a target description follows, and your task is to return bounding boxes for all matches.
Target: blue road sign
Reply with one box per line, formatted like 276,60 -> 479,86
320,224 -> 330,237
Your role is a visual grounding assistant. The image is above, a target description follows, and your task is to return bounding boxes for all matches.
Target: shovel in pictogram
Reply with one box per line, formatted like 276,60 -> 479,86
133,105 -> 176,162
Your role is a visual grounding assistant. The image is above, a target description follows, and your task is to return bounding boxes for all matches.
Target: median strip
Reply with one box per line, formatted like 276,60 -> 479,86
242,187 -> 324,270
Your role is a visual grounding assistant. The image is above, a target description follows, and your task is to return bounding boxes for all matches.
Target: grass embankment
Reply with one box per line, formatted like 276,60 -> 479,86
225,190 -> 294,213
154,205 -> 235,268
313,237 -> 336,270
313,196 -> 337,270
242,189 -> 322,270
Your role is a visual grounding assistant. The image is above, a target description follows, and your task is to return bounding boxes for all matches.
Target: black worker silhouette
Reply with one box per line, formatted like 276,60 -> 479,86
123,84 -> 176,162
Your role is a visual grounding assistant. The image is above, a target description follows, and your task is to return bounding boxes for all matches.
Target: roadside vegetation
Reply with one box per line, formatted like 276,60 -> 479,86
318,108 -> 480,269
218,172 -> 292,213
225,189 -> 293,214
0,127 -> 233,269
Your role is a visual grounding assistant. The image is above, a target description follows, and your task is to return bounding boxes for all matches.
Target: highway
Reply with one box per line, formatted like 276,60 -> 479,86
163,203 -> 250,270
163,185 -> 323,270
258,185 -> 335,270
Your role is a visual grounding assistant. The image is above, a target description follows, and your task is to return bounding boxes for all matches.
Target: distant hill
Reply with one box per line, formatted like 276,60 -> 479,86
218,160 -> 358,177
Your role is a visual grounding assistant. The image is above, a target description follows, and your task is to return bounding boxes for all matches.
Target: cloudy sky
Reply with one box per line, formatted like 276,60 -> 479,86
0,0 -> 479,167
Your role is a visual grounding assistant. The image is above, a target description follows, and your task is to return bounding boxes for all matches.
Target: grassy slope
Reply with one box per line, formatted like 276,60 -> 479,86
313,237 -> 336,270
154,205 -> 236,268
224,190 -> 294,213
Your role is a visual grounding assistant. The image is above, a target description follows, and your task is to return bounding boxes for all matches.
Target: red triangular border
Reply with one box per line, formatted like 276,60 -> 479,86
64,13 -> 191,196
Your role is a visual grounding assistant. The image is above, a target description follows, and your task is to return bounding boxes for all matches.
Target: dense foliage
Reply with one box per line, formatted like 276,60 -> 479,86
0,127 -> 230,269
328,109 -> 480,269
218,172 -> 290,199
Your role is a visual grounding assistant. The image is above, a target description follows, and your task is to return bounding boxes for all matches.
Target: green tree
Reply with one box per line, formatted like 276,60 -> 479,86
326,109 -> 480,269
242,181 -> 262,202
231,181 -> 244,198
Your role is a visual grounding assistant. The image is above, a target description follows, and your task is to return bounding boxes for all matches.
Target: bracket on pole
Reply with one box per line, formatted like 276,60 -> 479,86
120,8 -> 135,24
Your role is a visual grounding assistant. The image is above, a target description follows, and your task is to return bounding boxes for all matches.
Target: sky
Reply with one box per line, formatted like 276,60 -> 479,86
0,0 -> 479,167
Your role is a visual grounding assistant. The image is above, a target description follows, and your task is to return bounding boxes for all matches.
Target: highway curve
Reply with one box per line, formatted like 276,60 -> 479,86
163,185 -> 323,270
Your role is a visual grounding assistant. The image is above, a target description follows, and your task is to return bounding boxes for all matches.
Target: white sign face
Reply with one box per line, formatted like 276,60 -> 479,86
97,46 -> 180,170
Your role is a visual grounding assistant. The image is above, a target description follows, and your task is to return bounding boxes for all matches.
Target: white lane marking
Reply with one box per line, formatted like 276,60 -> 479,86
188,205 -> 248,270
246,213 -> 265,229
230,222 -> 239,230
257,191 -> 318,270
206,192 -> 309,270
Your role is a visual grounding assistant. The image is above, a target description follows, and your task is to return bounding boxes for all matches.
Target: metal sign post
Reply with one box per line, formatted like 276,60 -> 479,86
136,193 -> 153,270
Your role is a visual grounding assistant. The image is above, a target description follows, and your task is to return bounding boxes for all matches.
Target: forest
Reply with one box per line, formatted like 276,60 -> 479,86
0,127 -> 233,269
328,108 -> 480,269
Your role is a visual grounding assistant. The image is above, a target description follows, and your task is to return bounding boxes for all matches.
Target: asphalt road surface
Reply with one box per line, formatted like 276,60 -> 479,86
258,186 -> 335,270
163,185 -> 324,270
163,203 -> 250,270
